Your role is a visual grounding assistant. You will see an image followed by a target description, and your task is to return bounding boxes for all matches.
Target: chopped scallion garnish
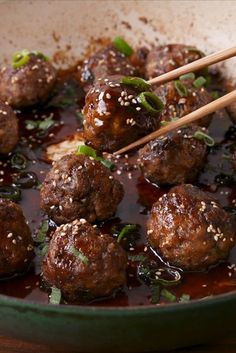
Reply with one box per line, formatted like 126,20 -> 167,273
174,80 -> 188,97
117,224 -> 138,243
69,245 -> 89,265
0,186 -> 21,201
193,76 -> 207,88
49,287 -> 61,305
193,130 -> 215,147
121,76 -> 151,92
76,145 -> 114,170
179,72 -> 195,81
179,294 -> 191,302
25,116 -> 55,131
35,221 -> 49,243
137,92 -> 164,114
211,91 -> 219,100
11,153 -> 27,170
12,49 -> 48,69
113,37 -> 134,57
160,117 -> 179,127
161,288 -> 177,302
128,254 -> 147,262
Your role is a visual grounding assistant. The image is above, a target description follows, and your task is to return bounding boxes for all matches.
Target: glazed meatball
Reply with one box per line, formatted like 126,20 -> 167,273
42,219 -> 127,301
40,153 -> 124,224
138,125 -> 207,185
154,79 -> 212,126
129,47 -> 149,77
147,184 -> 236,271
0,100 -> 18,154
145,44 -> 203,79
77,44 -> 136,91
0,51 -> 57,108
83,75 -> 162,152
0,199 -> 34,277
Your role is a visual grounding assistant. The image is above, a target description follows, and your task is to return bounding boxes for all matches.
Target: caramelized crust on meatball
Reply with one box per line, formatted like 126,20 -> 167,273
83,75 -> 161,152
0,100 -> 18,154
42,219 -> 127,301
145,44 -> 203,79
0,199 -> 34,277
40,153 -> 124,224
0,53 -> 57,108
77,44 -> 136,92
138,125 -> 207,185
147,184 -> 236,271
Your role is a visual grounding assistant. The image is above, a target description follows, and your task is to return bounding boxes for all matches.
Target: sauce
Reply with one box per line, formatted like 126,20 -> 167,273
0,70 -> 235,307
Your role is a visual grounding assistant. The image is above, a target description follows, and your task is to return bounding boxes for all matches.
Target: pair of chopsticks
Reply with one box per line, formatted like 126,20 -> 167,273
114,46 -> 236,155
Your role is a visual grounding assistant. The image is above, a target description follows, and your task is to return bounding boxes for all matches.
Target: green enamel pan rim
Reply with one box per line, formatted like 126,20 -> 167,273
0,290 -> 236,316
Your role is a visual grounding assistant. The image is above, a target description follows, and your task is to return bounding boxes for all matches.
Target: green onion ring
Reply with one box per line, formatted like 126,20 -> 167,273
193,76 -> 207,88
10,153 -> 27,170
12,49 -> 30,69
0,186 -> 21,201
76,145 -> 114,170
193,130 -> 215,147
179,72 -> 195,81
113,36 -> 134,57
49,287 -> 61,305
121,76 -> 151,92
137,92 -> 164,114
174,80 -> 188,97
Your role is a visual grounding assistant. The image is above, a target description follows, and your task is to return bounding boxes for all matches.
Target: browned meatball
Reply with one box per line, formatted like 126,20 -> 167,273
77,44 -> 136,92
83,75 -> 162,152
0,100 -> 18,154
0,52 -> 57,108
138,125 -> 207,185
42,219 -> 127,301
40,153 -> 124,224
0,199 -> 34,277
154,79 -> 212,126
145,44 -> 203,79
147,184 -> 236,271
129,47 -> 149,77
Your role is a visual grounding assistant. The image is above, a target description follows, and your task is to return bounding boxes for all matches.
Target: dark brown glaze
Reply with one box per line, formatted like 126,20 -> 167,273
138,125 -> 207,185
40,153 -> 124,224
0,199 -> 34,277
0,100 -> 18,154
76,44 -> 136,92
145,44 -> 203,79
0,59 -> 234,306
42,219 -> 127,301
83,75 -> 160,152
154,79 -> 212,126
129,47 -> 149,77
147,184 -> 236,271
0,54 -> 57,108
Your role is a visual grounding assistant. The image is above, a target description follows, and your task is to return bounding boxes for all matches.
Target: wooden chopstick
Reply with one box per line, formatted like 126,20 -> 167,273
148,46 -> 236,86
114,90 -> 236,155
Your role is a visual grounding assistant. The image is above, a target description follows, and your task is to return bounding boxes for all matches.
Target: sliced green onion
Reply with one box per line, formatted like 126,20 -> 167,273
121,76 -> 151,92
0,186 -> 21,201
161,288 -> 177,302
40,244 -> 49,257
179,293 -> 191,302
128,253 -> 147,262
179,72 -> 195,81
69,245 -> 89,265
113,36 -> 134,57
152,268 -> 181,287
12,49 -> 30,69
150,285 -> 160,304
38,117 -> 55,130
11,153 -> 27,170
76,145 -> 114,170
193,76 -> 207,88
211,91 -> 219,100
35,221 -> 49,243
186,47 -> 205,58
137,92 -> 164,114
117,224 -> 137,243
25,120 -> 39,130
174,80 -> 188,97
49,287 -> 61,305
160,117 -> 179,127
193,130 -> 215,147
32,51 -> 49,61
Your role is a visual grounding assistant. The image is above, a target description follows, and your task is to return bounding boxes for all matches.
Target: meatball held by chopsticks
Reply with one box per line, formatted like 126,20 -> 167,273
42,219 -> 127,302
40,153 -> 124,225
0,199 -> 34,277
0,100 -> 18,154
0,50 -> 56,108
147,184 -> 236,271
83,75 -> 164,152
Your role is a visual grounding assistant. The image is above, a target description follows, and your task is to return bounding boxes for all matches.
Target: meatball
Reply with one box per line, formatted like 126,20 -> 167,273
0,199 -> 34,277
0,51 -> 57,108
145,44 -> 203,79
77,44 -> 136,92
129,47 -> 149,77
138,125 -> 207,185
0,100 -> 18,154
40,153 -> 124,224
147,184 -> 236,271
154,79 -> 212,126
83,75 -> 162,152
42,219 -> 127,301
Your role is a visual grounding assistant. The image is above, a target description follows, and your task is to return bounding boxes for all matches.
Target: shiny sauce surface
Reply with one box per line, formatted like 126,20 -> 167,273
0,70 -> 235,307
